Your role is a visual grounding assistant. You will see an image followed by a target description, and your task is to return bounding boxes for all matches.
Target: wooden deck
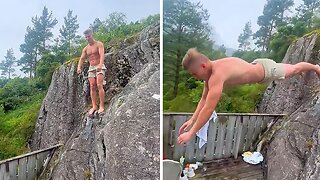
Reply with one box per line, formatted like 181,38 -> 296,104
189,157 -> 265,180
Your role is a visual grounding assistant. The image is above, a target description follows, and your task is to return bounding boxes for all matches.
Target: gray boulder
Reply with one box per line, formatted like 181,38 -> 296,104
31,24 -> 160,180
258,33 -> 320,180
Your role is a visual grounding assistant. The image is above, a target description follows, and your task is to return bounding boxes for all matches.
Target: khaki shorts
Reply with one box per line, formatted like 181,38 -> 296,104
88,64 -> 106,78
252,58 -> 285,83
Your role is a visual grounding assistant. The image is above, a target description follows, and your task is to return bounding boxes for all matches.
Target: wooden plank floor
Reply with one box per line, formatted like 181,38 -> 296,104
189,157 -> 265,180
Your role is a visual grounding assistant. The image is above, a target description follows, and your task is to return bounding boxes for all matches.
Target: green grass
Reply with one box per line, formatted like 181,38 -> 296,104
0,93 -> 44,160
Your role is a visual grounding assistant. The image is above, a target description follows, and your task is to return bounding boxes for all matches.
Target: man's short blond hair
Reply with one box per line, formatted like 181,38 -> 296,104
83,29 -> 93,35
181,48 -> 209,69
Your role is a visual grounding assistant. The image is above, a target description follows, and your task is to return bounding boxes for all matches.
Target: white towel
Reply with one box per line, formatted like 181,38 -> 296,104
196,111 -> 217,149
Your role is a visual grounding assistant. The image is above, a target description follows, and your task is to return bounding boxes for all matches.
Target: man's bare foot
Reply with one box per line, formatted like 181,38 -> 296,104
98,108 -> 105,114
316,64 -> 320,79
88,107 -> 97,115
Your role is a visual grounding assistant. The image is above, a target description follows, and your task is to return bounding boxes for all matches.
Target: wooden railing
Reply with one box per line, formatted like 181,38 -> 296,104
163,113 -> 286,163
0,144 -> 62,180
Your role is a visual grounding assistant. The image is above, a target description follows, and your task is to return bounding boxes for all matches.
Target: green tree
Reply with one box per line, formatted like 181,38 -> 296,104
232,50 -> 263,62
312,15 -> 320,29
238,22 -> 253,51
59,10 -> 80,59
0,49 -> 16,79
0,78 -> 8,88
36,53 -> 64,89
163,0 -> 213,99
90,18 -> 103,32
268,0 -> 317,62
254,0 -> 294,51
90,14 -> 159,53
269,21 -> 306,61
19,27 -> 37,78
19,6 -> 57,78
104,12 -> 127,32
218,44 -> 227,55
141,14 -> 160,26
0,78 -> 33,112
296,0 -> 320,29
32,6 -> 58,53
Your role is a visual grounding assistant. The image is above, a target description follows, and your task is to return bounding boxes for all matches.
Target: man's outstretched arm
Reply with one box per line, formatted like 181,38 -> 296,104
177,78 -> 223,144
189,82 -> 222,134
191,82 -> 209,121
179,82 -> 208,134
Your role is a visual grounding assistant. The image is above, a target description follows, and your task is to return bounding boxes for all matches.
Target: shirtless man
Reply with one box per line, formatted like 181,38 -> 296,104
177,48 -> 320,144
77,29 -> 106,116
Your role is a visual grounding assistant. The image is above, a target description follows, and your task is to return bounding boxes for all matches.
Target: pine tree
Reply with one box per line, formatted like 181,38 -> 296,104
19,26 -> 37,78
164,0 -> 213,99
296,0 -> 320,29
0,49 -> 16,79
19,6 -> 58,78
59,10 -> 80,59
32,6 -> 58,54
104,12 -> 127,32
238,22 -> 253,51
254,0 -> 294,51
90,18 -> 103,32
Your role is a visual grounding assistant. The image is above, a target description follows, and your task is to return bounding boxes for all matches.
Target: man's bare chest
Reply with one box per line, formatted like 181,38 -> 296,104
86,46 -> 99,56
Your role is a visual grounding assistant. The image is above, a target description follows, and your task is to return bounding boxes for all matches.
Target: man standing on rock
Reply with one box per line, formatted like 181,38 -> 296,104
77,29 -> 106,116
177,48 -> 320,144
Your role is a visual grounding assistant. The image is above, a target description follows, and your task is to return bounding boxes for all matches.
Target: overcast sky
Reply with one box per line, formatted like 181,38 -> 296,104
0,0 -> 307,73
191,0 -> 303,49
0,0 -> 159,63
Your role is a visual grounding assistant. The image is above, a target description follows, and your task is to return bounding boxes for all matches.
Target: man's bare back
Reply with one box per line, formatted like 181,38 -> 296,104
209,57 -> 265,86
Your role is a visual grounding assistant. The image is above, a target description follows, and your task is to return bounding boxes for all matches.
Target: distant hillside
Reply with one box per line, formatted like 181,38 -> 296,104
211,28 -> 236,56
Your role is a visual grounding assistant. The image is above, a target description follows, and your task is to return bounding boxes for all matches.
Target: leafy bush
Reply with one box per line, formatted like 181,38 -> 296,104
216,84 -> 267,112
0,93 -> 44,160
36,53 -> 63,89
232,50 -> 264,62
0,78 -> 8,88
164,81 -> 267,113
165,95 -> 197,112
82,14 -> 160,51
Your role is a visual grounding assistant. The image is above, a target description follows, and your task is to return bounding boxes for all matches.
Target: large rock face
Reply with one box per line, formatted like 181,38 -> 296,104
30,24 -> 160,180
258,33 -> 320,180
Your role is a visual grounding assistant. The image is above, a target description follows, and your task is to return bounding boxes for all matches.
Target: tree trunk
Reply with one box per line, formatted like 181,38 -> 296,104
173,49 -> 181,98
172,25 -> 183,99
69,41 -> 71,59
34,53 -> 38,78
266,21 -> 275,52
